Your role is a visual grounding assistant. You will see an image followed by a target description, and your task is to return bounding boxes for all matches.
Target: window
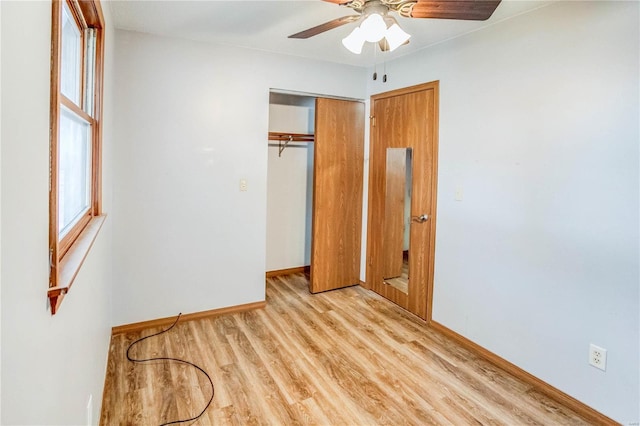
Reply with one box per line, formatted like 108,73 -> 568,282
48,0 -> 105,314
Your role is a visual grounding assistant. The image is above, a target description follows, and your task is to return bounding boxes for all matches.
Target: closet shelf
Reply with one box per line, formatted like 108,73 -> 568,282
268,132 -> 314,157
268,132 -> 314,142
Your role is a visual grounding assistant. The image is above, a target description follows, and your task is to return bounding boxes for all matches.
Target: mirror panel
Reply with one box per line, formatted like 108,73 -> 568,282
383,148 -> 412,294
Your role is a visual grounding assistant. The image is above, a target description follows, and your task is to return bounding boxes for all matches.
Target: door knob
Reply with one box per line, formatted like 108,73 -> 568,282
412,214 -> 429,223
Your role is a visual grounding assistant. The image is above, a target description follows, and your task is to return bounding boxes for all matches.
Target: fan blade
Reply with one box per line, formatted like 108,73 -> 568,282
410,1 -> 502,21
288,15 -> 360,39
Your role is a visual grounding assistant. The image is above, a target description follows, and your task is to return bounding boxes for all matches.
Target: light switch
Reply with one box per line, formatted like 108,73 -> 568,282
239,179 -> 248,192
455,186 -> 463,201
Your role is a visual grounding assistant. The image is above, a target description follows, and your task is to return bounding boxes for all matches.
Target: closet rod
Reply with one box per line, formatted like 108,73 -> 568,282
268,132 -> 314,157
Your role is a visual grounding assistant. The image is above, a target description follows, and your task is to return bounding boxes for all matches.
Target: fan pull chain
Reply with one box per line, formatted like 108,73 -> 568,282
383,59 -> 387,83
373,44 -> 378,80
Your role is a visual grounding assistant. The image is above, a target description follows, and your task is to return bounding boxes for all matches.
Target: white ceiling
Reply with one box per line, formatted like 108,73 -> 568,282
109,0 -> 551,67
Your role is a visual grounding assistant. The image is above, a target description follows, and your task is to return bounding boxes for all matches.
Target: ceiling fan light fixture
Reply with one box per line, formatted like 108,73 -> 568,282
359,13 -> 387,43
289,0 -> 503,55
384,23 -> 411,52
342,27 -> 366,54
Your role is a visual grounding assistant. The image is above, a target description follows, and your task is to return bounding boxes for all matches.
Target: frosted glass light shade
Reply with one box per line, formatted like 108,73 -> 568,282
385,23 -> 411,52
359,13 -> 387,43
342,27 -> 366,54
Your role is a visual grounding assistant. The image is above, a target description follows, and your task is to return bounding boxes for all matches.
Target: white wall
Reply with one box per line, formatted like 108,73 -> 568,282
112,30 -> 367,325
369,1 -> 639,422
0,1 -> 115,424
0,1 -> 3,419
266,104 -> 314,271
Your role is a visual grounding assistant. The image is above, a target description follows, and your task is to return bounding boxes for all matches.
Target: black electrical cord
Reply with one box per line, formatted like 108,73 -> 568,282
126,313 -> 215,426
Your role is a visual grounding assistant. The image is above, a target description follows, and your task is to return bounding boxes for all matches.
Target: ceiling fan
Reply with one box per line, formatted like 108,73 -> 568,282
289,0 -> 502,54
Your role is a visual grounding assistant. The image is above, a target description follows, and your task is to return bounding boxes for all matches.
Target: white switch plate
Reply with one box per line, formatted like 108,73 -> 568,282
455,186 -> 464,201
239,179 -> 248,192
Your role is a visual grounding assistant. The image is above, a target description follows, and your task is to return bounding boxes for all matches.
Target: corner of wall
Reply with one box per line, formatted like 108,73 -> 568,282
0,0 -> 4,420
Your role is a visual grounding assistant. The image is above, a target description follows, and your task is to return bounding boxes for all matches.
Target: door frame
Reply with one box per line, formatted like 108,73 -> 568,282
365,81 -> 439,322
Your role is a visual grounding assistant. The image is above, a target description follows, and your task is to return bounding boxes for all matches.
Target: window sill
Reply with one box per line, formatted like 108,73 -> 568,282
48,215 -> 107,315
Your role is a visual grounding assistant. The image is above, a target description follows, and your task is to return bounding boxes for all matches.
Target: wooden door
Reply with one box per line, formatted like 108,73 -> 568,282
366,82 -> 439,320
310,98 -> 365,293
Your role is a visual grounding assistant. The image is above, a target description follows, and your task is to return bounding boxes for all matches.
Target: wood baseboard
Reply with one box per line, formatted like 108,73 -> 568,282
111,301 -> 266,335
266,266 -> 310,278
428,321 -> 618,425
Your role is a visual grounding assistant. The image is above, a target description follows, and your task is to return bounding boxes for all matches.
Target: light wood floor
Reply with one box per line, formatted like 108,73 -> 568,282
101,273 -> 590,425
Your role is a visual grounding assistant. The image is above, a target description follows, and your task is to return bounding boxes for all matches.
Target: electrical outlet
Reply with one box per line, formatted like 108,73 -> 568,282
239,179 -> 248,192
589,344 -> 607,371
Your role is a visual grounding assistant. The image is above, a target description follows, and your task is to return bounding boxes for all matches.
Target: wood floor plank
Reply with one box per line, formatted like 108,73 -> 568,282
235,310 -> 313,405
225,316 -> 299,424
257,309 -> 363,423
186,320 -> 232,410
264,284 -> 382,423
164,330 -> 205,422
101,273 -> 592,425
269,282 -> 422,424
297,397 -> 333,425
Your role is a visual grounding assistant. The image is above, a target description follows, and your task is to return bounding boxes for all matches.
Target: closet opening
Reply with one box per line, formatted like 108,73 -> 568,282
266,90 -> 365,293
266,92 -> 316,278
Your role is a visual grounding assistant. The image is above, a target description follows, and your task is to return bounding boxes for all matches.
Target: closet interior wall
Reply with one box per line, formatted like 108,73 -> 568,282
266,93 -> 315,272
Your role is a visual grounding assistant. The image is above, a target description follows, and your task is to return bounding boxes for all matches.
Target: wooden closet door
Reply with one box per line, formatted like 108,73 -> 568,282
310,98 -> 365,293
